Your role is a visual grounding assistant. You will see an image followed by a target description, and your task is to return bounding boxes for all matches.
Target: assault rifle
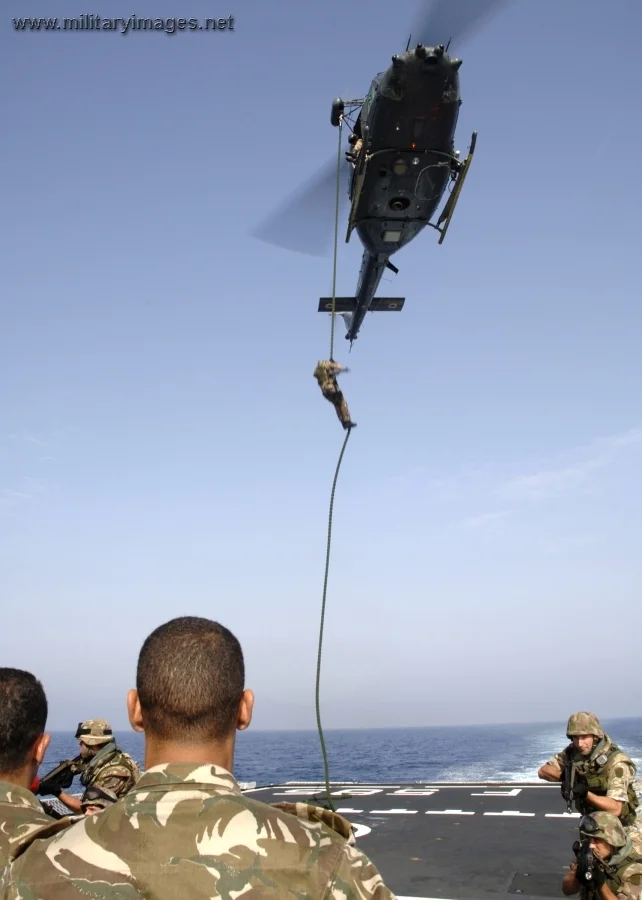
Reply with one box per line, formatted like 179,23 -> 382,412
37,755 -> 84,796
561,752 -> 577,814
573,838 -> 596,885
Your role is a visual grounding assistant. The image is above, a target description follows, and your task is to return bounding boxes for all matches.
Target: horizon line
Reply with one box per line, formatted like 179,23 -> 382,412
45,715 -> 642,734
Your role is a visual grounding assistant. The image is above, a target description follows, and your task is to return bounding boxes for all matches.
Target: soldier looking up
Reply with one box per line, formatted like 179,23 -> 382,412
0,669 -> 73,872
3,616 -> 395,899
51,718 -> 140,814
562,811 -> 642,900
539,712 -> 639,833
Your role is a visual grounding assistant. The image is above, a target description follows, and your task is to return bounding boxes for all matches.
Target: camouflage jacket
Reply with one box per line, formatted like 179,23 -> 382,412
549,736 -> 638,824
0,782 -> 73,874
79,741 -> 140,800
314,360 -> 342,390
1,762 -> 396,899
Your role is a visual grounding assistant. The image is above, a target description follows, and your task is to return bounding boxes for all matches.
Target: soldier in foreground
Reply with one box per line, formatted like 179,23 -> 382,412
561,811 -> 642,900
0,669 -> 74,872
2,616 -> 395,898
50,718 -> 140,814
314,359 -> 357,429
538,712 -> 639,833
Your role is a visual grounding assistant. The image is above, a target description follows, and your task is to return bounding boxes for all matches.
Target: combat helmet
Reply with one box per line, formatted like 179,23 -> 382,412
580,812 -> 627,849
566,711 -> 603,738
75,718 -> 115,746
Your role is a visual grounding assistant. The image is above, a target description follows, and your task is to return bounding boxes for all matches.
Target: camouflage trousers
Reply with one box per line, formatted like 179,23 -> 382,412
322,386 -> 352,429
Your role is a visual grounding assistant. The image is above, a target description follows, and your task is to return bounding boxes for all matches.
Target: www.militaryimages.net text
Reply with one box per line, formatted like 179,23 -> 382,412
12,14 -> 235,34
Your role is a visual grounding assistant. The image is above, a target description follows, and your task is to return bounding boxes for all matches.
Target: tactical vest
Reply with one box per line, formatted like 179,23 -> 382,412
79,742 -> 139,796
570,738 -> 639,826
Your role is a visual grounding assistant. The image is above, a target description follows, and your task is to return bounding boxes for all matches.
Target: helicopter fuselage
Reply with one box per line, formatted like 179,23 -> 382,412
335,44 -> 465,341
351,44 -> 462,253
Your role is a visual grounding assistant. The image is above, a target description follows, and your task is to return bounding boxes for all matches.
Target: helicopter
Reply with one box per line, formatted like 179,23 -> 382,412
252,0 -> 509,344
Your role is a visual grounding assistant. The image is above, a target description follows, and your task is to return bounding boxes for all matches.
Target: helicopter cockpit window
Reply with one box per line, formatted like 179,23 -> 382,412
362,72 -> 383,119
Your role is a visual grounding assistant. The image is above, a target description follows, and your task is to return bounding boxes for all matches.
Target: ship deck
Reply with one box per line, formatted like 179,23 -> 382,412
243,781 -> 578,900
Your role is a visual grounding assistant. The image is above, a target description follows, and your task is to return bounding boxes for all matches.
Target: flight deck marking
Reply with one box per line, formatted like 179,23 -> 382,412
274,789 -> 384,797
336,808 -> 364,813
370,808 -> 418,814
484,810 -> 535,816
545,812 -> 581,818
273,790 -> 322,796
284,783 -> 400,788
425,809 -> 475,815
332,789 -> 384,796
387,789 -> 437,796
352,823 -> 372,838
471,788 -> 522,796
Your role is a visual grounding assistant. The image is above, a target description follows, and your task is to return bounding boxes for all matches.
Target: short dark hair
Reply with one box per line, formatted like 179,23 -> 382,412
0,668 -> 48,773
136,617 -> 245,741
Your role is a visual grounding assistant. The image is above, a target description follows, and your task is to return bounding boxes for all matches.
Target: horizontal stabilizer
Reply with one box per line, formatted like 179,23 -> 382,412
318,297 -> 405,313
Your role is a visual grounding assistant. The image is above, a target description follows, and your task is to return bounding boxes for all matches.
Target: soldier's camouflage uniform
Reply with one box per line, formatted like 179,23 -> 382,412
314,360 -> 356,430
571,812 -> 642,900
0,782 -> 73,876
1,762 -> 396,899
546,712 -> 639,834
75,719 -> 140,803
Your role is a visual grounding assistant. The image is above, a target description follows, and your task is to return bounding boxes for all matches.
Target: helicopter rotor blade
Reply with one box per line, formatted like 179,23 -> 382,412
252,151 -> 353,257
410,0 -> 509,50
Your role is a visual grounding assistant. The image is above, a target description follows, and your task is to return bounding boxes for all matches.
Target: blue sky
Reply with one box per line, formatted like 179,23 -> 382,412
1,0 -> 641,731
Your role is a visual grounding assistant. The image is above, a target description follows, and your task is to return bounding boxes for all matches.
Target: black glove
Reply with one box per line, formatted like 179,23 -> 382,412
572,779 -> 589,799
39,783 -> 62,798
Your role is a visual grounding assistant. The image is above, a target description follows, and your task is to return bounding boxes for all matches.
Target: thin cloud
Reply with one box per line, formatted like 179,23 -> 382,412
386,424 -> 642,525
0,488 -> 32,512
498,459 -> 603,502
497,426 -> 642,504
0,477 -> 52,511
8,432 -> 49,447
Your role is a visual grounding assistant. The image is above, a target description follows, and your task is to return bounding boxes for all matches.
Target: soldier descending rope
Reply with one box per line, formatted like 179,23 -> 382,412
313,360 -> 356,430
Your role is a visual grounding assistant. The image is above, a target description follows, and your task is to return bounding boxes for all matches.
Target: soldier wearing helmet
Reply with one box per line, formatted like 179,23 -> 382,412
80,785 -> 118,816
52,719 -> 140,815
538,713 -> 639,833
562,811 -> 642,900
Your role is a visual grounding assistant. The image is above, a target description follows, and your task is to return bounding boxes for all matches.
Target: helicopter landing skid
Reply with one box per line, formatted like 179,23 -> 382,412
431,130 -> 477,244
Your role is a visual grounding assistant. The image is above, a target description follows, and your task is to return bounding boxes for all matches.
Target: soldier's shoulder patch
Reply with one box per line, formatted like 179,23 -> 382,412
615,767 -> 624,776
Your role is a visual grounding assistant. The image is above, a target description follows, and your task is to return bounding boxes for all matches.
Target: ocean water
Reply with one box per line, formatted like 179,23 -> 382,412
42,717 -> 642,788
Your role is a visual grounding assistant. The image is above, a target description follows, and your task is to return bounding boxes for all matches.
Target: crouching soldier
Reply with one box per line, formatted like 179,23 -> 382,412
562,812 -> 642,900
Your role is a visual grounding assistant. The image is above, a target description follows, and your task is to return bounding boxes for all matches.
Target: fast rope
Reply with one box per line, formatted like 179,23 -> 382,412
329,117 -> 343,362
314,116 -> 351,812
